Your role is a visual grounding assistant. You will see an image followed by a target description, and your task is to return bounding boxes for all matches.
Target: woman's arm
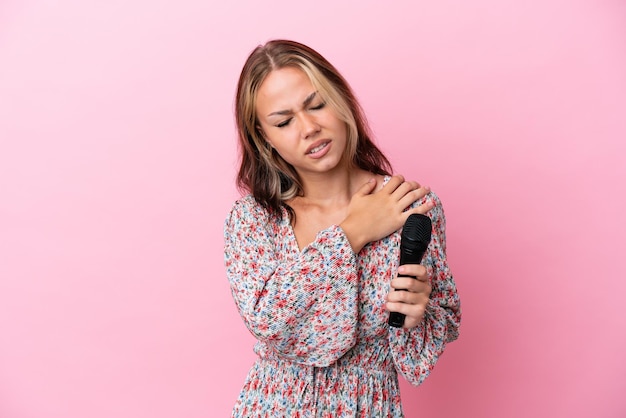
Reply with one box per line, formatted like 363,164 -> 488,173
224,197 -> 359,367
387,192 -> 462,386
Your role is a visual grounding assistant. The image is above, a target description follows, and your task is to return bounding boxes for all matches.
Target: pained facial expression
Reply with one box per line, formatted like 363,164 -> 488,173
255,67 -> 348,177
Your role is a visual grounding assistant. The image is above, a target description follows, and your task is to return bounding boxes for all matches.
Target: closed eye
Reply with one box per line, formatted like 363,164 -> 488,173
309,102 -> 326,111
274,102 -> 325,128
275,118 -> 292,128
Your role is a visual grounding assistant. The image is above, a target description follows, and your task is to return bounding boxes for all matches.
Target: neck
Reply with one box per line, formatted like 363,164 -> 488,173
297,166 -> 369,208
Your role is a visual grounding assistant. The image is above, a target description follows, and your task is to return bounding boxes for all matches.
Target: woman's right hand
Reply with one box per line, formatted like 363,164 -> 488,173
340,175 -> 434,253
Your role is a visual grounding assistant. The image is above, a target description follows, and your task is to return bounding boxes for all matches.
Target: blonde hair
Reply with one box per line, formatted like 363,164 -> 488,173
235,39 -> 391,219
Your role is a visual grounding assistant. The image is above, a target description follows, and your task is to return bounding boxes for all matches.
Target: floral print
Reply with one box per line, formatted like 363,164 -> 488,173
224,184 -> 461,417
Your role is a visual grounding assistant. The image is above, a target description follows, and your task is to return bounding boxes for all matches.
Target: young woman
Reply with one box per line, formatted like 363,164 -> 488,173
224,39 -> 461,417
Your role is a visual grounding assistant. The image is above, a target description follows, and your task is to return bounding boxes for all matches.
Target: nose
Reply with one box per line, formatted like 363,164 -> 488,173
297,112 -> 320,139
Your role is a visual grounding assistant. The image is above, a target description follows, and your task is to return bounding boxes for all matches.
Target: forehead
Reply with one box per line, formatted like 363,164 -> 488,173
256,67 -> 316,111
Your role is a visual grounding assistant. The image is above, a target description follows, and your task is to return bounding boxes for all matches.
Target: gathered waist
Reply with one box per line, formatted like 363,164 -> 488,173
235,341 -> 404,417
257,357 -> 396,379
255,338 -> 397,377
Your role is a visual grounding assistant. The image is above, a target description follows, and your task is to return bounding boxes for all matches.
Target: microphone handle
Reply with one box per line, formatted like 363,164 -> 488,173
388,246 -> 428,328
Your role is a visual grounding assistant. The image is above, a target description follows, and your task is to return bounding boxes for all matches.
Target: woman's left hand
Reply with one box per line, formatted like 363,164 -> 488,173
385,264 -> 432,329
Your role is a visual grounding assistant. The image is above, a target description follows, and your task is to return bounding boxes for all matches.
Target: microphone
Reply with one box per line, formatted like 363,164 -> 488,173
388,213 -> 432,328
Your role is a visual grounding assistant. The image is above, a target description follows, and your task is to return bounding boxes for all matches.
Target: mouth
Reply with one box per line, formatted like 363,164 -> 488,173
306,141 -> 330,155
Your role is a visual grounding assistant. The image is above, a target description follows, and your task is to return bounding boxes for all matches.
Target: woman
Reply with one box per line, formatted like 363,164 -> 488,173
224,39 -> 461,417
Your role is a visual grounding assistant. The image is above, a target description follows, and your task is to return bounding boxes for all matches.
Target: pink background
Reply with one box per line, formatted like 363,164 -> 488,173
1,0 -> 625,417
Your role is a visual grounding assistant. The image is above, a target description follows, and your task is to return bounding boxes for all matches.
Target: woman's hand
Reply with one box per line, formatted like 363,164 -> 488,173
386,263 -> 432,329
340,175 -> 433,253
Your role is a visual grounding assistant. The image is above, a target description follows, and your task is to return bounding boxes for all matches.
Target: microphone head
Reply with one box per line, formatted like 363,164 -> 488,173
401,213 -> 432,249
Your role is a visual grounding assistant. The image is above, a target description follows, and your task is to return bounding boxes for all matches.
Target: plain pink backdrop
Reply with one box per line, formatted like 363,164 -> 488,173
1,0 -> 625,417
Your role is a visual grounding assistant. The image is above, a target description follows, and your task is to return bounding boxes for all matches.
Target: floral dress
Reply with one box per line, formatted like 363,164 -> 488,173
224,185 -> 461,417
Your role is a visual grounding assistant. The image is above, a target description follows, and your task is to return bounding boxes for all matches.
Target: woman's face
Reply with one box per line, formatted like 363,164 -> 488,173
255,67 -> 348,178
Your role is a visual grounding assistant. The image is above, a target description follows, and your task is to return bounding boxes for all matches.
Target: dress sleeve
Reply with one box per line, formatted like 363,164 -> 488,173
224,197 -> 359,367
388,192 -> 461,386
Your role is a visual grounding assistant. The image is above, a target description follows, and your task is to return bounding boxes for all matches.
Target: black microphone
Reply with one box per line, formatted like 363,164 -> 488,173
388,213 -> 432,328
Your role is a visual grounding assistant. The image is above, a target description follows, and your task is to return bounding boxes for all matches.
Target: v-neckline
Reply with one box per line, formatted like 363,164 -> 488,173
281,175 -> 391,254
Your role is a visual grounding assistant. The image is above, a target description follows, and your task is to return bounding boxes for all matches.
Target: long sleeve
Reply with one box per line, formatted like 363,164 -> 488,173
388,192 -> 461,386
224,196 -> 360,367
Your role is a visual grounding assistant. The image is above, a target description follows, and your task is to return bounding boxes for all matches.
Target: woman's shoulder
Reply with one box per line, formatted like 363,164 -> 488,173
225,194 -> 282,228
228,194 -> 265,217
231,193 -> 260,209
415,189 -> 446,228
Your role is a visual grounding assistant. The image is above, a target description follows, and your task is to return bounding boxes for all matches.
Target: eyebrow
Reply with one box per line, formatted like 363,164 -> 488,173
267,91 -> 318,117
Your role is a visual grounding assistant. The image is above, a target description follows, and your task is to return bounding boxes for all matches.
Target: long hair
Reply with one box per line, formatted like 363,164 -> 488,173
235,39 -> 392,220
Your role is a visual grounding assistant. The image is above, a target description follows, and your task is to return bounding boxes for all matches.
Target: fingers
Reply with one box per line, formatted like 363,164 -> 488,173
393,182 -> 422,204
344,175 -> 430,248
381,175 -> 432,214
386,271 -> 431,328
386,288 -> 429,317
386,291 -> 429,309
355,177 -> 377,196
412,202 -> 434,216
396,264 -> 429,281
389,264 -> 431,296
397,186 -> 431,212
382,175 -> 419,196
385,299 -> 427,328
390,276 -> 431,294
380,175 -> 419,194
381,175 -> 406,194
